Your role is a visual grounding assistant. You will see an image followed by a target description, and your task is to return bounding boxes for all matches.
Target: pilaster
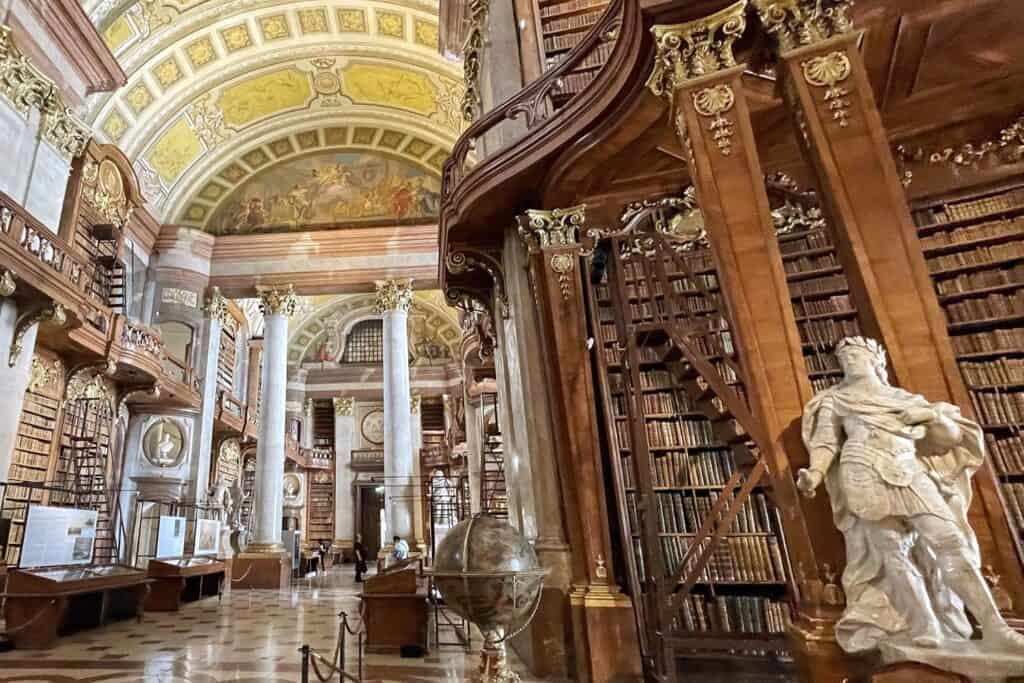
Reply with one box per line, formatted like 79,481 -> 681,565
188,287 -> 225,504
755,0 -> 1024,619
516,206 -> 642,682
333,396 -> 356,556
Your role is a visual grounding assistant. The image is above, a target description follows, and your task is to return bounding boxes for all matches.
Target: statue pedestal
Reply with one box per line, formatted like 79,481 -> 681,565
879,640 -> 1024,683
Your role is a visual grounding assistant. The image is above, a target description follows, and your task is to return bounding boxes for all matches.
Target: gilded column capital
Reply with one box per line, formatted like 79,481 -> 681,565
516,205 -> 587,254
203,286 -> 231,324
374,278 -> 414,314
410,395 -> 421,414
333,396 -> 355,416
646,0 -> 747,98
257,284 -> 299,318
751,0 -> 853,53
303,397 -> 314,416
9,304 -> 66,367
0,269 -> 16,297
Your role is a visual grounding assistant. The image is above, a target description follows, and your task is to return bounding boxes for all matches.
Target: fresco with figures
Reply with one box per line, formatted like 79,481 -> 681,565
205,150 -> 441,234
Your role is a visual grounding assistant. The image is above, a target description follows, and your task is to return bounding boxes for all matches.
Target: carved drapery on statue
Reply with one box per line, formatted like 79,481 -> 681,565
799,337 -> 1024,655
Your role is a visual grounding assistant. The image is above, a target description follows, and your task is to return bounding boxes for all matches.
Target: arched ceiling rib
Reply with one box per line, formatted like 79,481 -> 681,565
84,0 -> 462,228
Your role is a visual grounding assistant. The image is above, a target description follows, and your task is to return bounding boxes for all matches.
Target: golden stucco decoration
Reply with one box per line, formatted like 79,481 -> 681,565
751,0 -> 853,52
801,50 -> 852,127
692,84 -> 736,155
374,278 -> 414,313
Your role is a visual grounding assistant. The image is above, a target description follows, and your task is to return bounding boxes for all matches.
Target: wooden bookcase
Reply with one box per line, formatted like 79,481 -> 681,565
217,323 -> 237,393
771,192 -> 865,391
534,0 -> 612,101
3,355 -> 65,564
587,215 -> 793,664
911,180 -> 1024,548
306,470 -> 334,541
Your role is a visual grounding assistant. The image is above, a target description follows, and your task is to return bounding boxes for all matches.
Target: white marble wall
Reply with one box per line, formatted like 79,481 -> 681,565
334,406 -> 356,548
0,298 -> 38,482
0,99 -> 70,231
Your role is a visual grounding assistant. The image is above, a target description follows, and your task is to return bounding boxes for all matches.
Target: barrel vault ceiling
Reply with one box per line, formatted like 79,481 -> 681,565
82,0 -> 463,233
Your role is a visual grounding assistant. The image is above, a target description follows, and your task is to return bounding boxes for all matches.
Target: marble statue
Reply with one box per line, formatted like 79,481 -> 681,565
798,336 -> 1024,654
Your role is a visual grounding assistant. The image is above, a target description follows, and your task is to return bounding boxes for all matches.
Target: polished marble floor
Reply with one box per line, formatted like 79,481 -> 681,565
0,565 -> 541,682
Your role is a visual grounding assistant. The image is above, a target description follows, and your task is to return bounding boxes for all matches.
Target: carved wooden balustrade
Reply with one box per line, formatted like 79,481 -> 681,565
440,0 -> 628,197
215,389 -> 246,434
298,447 -> 334,470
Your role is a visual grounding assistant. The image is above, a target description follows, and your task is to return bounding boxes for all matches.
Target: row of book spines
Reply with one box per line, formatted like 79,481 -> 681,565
928,243 -> 1022,274
999,482 -> 1024,531
617,255 -> 717,280
951,328 -> 1024,355
657,491 -> 774,535
778,231 -> 833,254
804,353 -> 841,373
915,187 -> 1024,224
921,217 -> 1022,249
7,464 -> 47,482
969,390 -> 1024,425
960,359 -> 1024,386
783,253 -> 837,275
541,7 -> 604,31
987,434 -> 1024,475
662,535 -> 787,582
788,273 -> 850,298
601,346 -> 664,365
645,420 -> 721,448
646,450 -> 736,488
944,291 -> 1024,322
544,42 -> 614,74
935,264 -> 1024,295
791,295 -> 853,318
539,0 -> 607,17
672,595 -> 791,635
797,317 -> 862,344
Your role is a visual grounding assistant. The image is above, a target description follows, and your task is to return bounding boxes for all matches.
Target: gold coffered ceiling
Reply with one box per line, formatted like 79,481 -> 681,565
82,0 -> 461,230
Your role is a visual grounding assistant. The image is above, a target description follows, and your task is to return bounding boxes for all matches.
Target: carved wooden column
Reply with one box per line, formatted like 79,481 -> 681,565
754,0 -> 1024,620
517,207 -> 642,682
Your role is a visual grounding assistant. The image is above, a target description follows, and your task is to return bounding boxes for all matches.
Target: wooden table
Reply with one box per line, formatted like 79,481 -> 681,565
361,566 -> 429,655
2,565 -> 151,649
146,557 -> 226,611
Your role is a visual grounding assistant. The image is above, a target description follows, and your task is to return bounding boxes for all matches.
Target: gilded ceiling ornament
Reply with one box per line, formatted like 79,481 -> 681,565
445,250 -> 509,319
203,285 -> 233,326
27,354 -> 62,393
374,279 -> 414,313
81,159 -> 132,229
801,51 -> 852,127
333,396 -> 355,416
0,27 -> 90,160
910,114 -> 1024,170
646,1 -> 747,97
517,205 -> 587,253
258,284 -> 299,317
460,0 -> 489,122
186,93 -> 231,148
692,84 -> 736,155
66,367 -> 115,404
751,0 -> 853,53
0,269 -> 15,297
772,200 -> 825,235
549,253 -> 575,301
9,304 -> 66,367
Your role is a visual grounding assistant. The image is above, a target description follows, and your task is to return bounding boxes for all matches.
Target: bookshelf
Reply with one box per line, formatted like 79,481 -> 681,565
3,355 -> 65,564
587,203 -> 793,669
239,453 -> 256,531
911,180 -> 1024,549
306,470 -> 334,541
217,323 -> 237,393
771,192 -> 865,392
535,0 -> 612,102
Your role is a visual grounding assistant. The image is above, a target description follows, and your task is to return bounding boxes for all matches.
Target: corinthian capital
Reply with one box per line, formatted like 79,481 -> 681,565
374,279 -> 414,313
647,0 -> 747,97
751,0 -> 853,53
516,205 -> 586,254
203,286 -> 230,323
258,284 -> 298,317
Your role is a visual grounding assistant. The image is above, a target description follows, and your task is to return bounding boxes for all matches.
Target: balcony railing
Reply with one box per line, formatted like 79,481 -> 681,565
300,447 -> 334,469
442,0 -> 625,194
0,192 -> 87,300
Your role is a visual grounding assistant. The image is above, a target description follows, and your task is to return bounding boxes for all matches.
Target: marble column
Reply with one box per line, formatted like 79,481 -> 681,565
465,392 -> 483,514
410,395 -> 425,552
333,396 -> 356,555
248,285 -> 298,553
375,279 -> 414,544
189,288 -> 225,503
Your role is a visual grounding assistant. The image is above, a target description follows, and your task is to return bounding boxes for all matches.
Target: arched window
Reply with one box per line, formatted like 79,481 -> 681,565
340,320 -> 383,363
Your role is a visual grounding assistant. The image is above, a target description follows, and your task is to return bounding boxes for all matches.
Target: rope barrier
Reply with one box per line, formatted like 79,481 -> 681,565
298,609 -> 364,682
1,598 -> 58,636
230,564 -> 254,583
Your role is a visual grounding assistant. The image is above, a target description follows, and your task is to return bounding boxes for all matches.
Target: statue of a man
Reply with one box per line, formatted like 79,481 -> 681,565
798,336 -> 1024,653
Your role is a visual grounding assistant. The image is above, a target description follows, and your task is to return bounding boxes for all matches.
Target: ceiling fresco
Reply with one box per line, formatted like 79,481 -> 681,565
204,150 -> 441,234
81,0 -> 460,233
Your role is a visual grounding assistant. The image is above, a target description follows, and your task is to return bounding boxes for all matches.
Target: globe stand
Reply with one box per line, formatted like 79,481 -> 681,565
477,628 -> 521,683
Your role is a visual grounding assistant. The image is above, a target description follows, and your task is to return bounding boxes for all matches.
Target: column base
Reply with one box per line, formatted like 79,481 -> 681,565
232,551 -> 290,590
570,584 -> 644,682
787,608 -> 876,683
